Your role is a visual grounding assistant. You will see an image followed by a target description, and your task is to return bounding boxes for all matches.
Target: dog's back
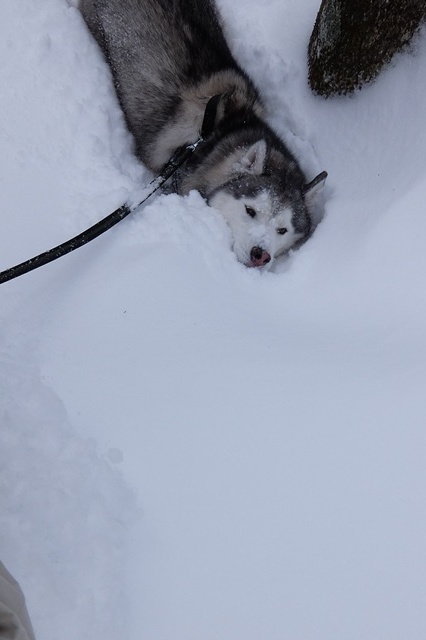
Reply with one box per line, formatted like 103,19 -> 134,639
80,0 -> 263,169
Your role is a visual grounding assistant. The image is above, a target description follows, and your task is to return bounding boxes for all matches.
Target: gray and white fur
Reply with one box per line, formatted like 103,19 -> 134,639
80,0 -> 327,268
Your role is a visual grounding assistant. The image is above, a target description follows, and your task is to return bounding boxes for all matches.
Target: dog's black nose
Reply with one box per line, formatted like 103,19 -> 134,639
250,246 -> 271,267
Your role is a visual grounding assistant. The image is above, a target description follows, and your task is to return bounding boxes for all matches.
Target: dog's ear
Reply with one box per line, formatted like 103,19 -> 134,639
236,140 -> 267,175
302,171 -> 327,206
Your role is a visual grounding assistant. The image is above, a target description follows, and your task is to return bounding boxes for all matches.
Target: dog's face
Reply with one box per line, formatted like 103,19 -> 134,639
208,141 -> 326,269
209,185 -> 306,268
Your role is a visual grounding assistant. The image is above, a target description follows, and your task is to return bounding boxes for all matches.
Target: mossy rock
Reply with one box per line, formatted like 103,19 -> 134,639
308,0 -> 426,95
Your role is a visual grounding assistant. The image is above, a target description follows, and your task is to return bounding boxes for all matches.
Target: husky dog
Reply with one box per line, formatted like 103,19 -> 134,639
80,0 -> 327,268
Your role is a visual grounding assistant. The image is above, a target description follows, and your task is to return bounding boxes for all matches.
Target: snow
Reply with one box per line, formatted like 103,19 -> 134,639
1,0 -> 426,638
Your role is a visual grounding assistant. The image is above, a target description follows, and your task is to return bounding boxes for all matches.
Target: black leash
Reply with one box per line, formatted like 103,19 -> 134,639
0,142 -> 199,285
0,95 -> 222,285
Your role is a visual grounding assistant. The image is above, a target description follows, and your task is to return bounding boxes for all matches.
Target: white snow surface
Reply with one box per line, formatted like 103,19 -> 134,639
1,0 -> 426,638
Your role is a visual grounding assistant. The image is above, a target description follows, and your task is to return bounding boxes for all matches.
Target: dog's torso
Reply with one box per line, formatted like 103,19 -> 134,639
81,0 -> 263,168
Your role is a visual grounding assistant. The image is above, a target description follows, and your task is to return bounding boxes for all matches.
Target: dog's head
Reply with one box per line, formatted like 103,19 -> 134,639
208,140 -> 327,269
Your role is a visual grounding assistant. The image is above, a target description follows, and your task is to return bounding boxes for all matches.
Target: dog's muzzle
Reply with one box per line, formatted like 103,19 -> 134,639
249,246 -> 271,268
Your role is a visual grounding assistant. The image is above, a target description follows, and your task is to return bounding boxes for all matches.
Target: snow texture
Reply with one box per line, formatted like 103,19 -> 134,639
1,0 -> 426,638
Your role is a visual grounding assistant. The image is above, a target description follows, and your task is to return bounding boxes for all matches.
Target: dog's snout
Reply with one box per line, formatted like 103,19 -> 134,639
250,246 -> 271,267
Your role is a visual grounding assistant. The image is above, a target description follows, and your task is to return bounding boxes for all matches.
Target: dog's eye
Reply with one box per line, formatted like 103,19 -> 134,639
276,227 -> 288,235
245,206 -> 256,218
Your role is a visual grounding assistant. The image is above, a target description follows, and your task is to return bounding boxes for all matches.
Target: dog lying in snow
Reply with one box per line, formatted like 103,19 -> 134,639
80,0 -> 327,268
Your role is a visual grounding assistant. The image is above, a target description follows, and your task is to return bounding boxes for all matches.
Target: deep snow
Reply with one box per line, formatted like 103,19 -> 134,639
1,0 -> 426,638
